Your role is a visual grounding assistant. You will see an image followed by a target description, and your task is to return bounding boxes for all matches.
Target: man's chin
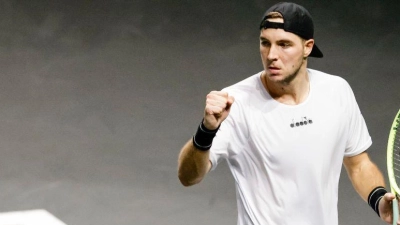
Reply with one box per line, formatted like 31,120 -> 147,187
267,74 -> 285,82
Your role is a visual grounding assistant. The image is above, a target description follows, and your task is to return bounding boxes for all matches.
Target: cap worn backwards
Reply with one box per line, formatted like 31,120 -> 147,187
259,2 -> 323,58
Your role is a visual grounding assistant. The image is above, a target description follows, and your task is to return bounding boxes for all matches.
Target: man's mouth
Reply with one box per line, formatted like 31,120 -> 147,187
268,66 -> 280,74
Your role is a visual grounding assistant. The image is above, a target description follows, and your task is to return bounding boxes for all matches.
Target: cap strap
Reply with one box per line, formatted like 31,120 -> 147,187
260,20 -> 284,30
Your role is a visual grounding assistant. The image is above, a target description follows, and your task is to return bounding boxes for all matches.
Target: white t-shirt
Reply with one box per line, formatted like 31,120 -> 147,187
209,69 -> 372,225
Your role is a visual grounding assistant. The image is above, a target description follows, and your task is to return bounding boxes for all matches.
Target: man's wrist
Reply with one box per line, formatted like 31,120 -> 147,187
192,120 -> 220,151
368,186 -> 388,217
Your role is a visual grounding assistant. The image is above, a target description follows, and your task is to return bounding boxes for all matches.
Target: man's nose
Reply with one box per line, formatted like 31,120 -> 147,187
267,44 -> 278,61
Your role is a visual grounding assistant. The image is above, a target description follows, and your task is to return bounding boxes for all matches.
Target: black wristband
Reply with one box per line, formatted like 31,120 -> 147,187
368,186 -> 387,217
192,120 -> 220,151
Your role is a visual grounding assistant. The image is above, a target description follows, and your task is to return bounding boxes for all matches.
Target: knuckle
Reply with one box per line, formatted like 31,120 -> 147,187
209,90 -> 218,95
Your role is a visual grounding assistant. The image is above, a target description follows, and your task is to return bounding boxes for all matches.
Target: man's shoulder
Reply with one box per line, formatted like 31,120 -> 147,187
309,68 -> 349,86
309,68 -> 355,100
222,72 -> 262,98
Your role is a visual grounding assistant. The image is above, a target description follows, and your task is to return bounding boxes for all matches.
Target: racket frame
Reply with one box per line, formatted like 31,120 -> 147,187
387,109 -> 400,225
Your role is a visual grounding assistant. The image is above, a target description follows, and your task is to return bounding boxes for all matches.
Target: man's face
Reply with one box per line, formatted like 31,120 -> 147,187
259,18 -> 313,85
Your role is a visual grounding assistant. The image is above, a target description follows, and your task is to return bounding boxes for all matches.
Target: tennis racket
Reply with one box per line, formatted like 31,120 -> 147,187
387,109 -> 400,225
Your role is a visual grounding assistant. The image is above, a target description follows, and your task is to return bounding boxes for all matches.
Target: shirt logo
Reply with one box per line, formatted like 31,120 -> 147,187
290,117 -> 313,128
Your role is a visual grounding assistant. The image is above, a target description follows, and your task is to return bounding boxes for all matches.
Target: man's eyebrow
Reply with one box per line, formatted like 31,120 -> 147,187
259,37 -> 292,43
277,39 -> 293,43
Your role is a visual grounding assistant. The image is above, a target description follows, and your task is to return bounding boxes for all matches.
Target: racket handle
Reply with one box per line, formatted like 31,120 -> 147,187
393,198 -> 399,225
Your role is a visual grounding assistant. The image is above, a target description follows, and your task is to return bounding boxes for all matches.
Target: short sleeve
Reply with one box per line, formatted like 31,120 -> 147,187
343,81 -> 372,157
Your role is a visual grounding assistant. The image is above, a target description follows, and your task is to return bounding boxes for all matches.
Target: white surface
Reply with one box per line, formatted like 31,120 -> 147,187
0,209 -> 66,225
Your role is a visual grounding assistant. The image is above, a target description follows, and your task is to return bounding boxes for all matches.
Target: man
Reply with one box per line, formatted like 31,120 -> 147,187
178,2 -> 398,225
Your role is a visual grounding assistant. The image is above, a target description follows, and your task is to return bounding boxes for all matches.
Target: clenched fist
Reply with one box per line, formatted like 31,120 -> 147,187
203,91 -> 235,130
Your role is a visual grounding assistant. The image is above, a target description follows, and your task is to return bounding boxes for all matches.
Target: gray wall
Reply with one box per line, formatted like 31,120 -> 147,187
0,0 -> 398,224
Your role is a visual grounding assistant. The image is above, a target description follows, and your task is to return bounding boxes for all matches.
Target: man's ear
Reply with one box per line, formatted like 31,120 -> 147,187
304,39 -> 314,58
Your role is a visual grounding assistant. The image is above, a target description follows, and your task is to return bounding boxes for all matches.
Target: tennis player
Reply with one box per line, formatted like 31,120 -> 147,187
178,2 -> 398,224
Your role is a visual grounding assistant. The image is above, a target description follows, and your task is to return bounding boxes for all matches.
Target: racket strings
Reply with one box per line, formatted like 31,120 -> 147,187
393,129 -> 400,182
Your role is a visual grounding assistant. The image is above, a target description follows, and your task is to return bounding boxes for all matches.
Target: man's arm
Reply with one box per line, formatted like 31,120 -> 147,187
178,139 -> 212,186
343,151 -> 385,202
343,151 -> 399,224
177,91 -> 234,187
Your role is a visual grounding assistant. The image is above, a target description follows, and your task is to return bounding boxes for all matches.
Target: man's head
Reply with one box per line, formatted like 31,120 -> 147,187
259,2 -> 323,58
259,2 -> 321,85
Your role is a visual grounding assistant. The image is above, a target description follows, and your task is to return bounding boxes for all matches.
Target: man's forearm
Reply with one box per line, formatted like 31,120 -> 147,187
178,139 -> 211,186
344,154 -> 386,202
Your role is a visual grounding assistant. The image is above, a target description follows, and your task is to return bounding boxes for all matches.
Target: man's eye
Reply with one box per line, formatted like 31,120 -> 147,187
261,41 -> 270,46
280,43 -> 290,47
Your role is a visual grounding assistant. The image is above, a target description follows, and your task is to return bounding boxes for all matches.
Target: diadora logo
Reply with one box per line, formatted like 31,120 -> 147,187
290,117 -> 313,128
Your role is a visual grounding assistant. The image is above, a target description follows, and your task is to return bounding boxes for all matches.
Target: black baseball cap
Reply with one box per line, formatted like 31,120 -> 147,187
259,2 -> 323,58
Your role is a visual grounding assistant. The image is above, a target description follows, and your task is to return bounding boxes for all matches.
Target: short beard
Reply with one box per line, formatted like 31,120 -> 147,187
278,59 -> 304,86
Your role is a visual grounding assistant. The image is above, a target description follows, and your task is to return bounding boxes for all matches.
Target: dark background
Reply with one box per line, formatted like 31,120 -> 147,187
0,0 -> 398,224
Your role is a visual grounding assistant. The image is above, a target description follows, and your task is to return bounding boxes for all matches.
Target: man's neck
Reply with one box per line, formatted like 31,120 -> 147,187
262,68 -> 310,105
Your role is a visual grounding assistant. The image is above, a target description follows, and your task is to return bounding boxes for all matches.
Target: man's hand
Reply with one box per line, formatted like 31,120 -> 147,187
203,91 -> 235,130
379,193 -> 400,224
